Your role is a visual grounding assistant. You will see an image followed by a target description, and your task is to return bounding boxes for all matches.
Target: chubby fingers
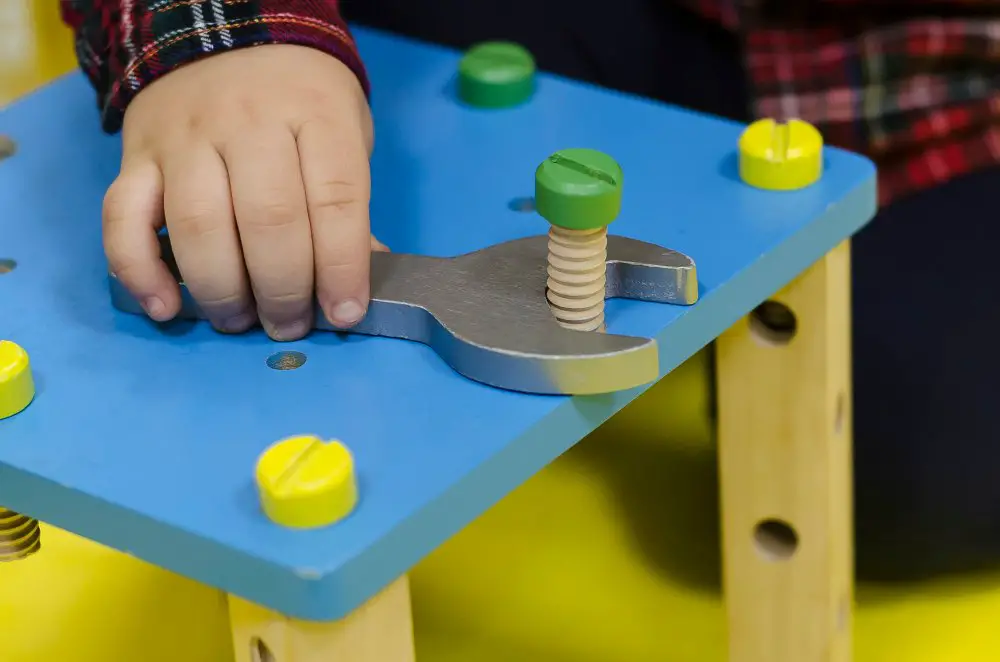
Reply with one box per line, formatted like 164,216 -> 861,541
161,145 -> 256,334
224,130 -> 315,341
297,119 -> 373,328
103,160 -> 181,322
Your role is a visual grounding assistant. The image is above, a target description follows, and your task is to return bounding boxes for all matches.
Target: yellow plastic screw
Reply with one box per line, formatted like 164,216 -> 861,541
0,340 -> 35,420
255,435 -> 358,529
738,118 -> 824,191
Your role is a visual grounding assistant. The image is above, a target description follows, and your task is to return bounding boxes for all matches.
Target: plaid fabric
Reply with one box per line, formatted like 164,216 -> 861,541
59,0 -> 368,133
680,0 -> 1000,204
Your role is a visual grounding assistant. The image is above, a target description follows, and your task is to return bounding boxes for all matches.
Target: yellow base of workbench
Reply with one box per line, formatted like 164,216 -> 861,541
2,5 -> 1000,661
3,354 -> 1000,662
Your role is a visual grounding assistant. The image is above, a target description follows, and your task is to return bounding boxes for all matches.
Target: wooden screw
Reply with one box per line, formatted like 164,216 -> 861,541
534,149 -> 624,332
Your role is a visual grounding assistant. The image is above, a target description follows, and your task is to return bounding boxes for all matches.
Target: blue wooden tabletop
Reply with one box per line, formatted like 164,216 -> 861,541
0,28 -> 876,621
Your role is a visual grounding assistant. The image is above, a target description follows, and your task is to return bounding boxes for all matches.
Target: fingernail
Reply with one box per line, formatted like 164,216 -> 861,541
142,296 -> 166,319
217,312 -> 255,334
328,299 -> 365,328
269,319 -> 310,342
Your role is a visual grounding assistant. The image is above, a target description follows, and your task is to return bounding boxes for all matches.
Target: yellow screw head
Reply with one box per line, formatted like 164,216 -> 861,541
738,118 -> 824,191
0,340 -> 35,420
255,435 -> 358,529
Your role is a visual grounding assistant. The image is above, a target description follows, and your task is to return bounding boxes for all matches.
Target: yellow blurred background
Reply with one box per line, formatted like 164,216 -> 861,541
0,1 -> 75,101
2,3 -> 1000,661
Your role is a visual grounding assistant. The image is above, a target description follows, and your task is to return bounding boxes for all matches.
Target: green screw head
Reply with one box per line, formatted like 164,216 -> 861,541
458,41 -> 536,108
534,149 -> 624,231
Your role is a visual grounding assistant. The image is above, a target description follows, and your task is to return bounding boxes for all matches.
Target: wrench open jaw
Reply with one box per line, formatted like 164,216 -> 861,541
108,234 -> 698,395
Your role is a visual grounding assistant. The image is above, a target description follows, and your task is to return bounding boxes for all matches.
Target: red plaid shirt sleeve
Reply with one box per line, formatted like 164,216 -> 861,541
59,0 -> 369,134
680,0 -> 1000,205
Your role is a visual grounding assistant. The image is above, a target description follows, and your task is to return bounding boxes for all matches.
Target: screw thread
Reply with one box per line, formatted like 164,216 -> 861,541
546,225 -> 607,332
0,507 -> 41,562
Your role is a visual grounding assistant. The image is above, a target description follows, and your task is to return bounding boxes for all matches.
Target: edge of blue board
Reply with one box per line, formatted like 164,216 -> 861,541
0,27 -> 877,620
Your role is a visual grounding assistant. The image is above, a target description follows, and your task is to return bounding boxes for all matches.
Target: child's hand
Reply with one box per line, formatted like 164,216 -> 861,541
103,45 -> 383,341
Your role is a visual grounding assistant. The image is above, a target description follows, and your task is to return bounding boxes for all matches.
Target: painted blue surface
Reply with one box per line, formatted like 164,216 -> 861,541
0,28 -> 876,620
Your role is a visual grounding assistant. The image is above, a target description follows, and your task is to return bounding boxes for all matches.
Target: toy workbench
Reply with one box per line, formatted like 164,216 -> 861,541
0,27 -> 875,662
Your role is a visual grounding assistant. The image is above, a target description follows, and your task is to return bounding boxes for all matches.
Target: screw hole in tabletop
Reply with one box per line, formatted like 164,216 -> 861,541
0,136 -> 15,161
266,351 -> 307,371
508,196 -> 535,212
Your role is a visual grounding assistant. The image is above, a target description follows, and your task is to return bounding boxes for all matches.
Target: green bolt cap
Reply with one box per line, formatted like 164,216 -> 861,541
535,149 -> 624,231
458,41 -> 536,108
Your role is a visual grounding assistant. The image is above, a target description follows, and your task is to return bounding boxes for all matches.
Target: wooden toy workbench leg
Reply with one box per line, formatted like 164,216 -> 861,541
228,576 -> 415,662
715,241 -> 853,662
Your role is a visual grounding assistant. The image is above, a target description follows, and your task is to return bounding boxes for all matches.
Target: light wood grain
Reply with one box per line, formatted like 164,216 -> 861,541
229,576 -> 415,662
716,241 -> 854,662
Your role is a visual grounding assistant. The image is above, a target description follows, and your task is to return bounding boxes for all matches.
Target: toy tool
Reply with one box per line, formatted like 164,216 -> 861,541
108,233 -> 698,395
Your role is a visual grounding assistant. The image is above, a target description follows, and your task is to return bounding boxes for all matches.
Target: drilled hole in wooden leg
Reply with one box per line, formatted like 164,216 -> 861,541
834,391 -> 845,435
753,518 -> 799,561
749,300 -> 797,346
250,638 -> 276,662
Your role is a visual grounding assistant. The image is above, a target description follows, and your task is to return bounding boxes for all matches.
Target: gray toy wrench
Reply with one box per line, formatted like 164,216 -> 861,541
108,234 -> 698,395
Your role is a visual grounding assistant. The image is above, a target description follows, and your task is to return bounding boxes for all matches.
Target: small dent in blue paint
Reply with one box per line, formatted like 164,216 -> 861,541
294,567 -> 322,580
